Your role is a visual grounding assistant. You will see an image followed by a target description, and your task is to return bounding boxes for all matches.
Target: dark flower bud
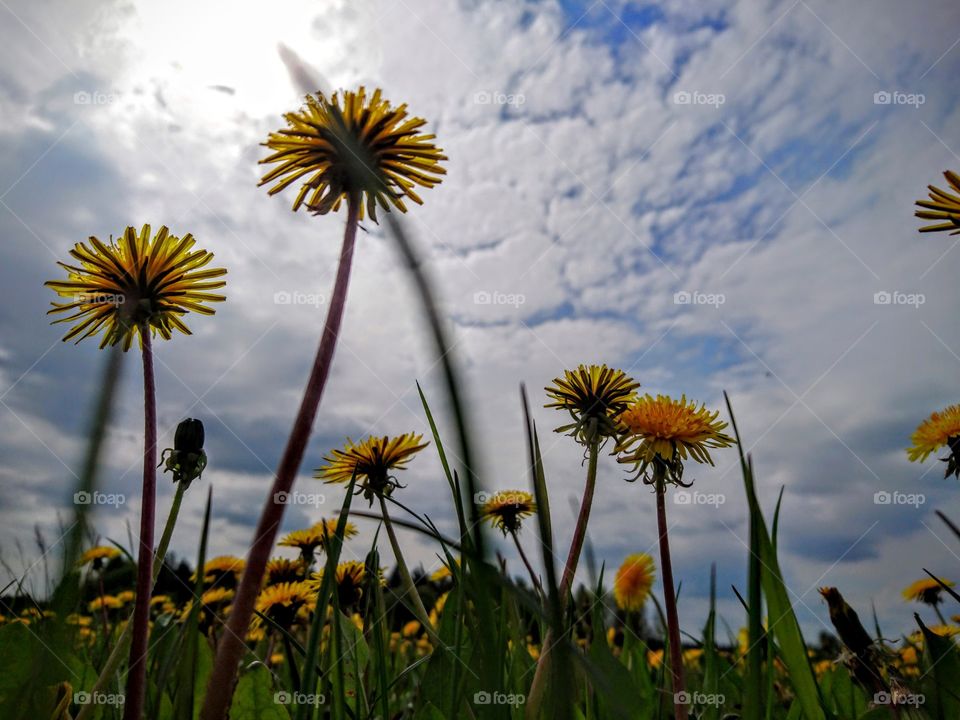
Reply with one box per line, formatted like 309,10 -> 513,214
175,418 -> 205,455
160,418 -> 207,486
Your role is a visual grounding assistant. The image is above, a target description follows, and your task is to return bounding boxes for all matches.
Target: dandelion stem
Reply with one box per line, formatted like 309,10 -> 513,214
527,440 -> 599,716
123,328 -> 157,720
510,530 -> 543,598
559,440 -> 599,598
655,470 -> 688,720
379,495 -> 442,646
201,201 -> 360,720
78,479 -> 188,720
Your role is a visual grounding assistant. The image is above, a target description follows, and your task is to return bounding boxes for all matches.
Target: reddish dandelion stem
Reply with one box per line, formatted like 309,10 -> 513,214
200,201 -> 360,720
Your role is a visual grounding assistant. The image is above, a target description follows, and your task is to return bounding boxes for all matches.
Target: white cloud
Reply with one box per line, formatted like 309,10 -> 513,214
0,0 -> 958,641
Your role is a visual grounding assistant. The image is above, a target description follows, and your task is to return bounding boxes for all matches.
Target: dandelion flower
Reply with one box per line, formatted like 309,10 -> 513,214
308,560 -> 378,608
254,582 -> 313,629
45,224 -> 226,350
316,434 -> 428,503
903,577 -> 954,605
430,558 -> 460,582
78,546 -> 120,569
278,520 -> 358,562
89,596 -> 123,613
193,555 -> 246,591
613,553 -> 655,612
907,404 -> 960,478
259,86 -> 447,221
480,490 -> 537,534
545,365 -> 639,445
915,170 -> 960,235
617,394 -> 734,481
265,557 -> 308,586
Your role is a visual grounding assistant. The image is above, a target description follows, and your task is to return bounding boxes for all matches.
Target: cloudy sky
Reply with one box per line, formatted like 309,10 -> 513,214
1,0 -> 959,641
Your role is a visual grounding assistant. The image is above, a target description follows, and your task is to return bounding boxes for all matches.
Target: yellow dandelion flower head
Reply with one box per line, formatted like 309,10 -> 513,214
308,560 -> 379,608
903,577 -> 954,605
613,553 -> 655,612
545,364 -> 640,445
480,490 -> 537,534
278,519 -> 359,557
265,557 -> 308,586
259,86 -> 447,221
116,590 -> 135,605
45,224 -> 226,351
316,433 -> 428,502
88,595 -> 123,613
194,555 -> 245,586
617,394 -> 734,481
402,620 -> 421,638
430,557 -> 460,583
254,581 -> 313,628
201,587 -> 235,607
78,546 -> 120,567
907,404 -> 960,478
899,645 -> 919,665
916,170 -> 960,235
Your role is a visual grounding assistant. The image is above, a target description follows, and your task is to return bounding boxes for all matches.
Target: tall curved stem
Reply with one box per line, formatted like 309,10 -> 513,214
656,474 -> 688,720
122,329 -> 157,720
79,480 -> 187,720
201,201 -> 360,720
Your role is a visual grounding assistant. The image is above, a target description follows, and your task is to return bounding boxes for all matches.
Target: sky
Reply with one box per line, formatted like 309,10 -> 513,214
1,0 -> 959,642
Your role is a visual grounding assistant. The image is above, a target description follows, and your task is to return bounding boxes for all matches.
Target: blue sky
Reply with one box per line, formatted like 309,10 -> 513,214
1,0 -> 960,641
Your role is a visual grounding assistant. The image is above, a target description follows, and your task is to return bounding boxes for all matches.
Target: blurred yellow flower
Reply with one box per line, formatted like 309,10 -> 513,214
613,553 -> 655,612
254,582 -> 313,629
903,577 -> 954,605
480,490 -> 537,534
78,546 -> 120,568
278,520 -> 358,560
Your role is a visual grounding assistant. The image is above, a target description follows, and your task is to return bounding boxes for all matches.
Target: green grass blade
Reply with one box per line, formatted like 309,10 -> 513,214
725,393 -> 825,720
296,473 -> 358,720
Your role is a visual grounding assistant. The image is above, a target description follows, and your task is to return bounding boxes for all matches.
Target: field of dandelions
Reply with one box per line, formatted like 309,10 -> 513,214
2,87 -> 960,720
